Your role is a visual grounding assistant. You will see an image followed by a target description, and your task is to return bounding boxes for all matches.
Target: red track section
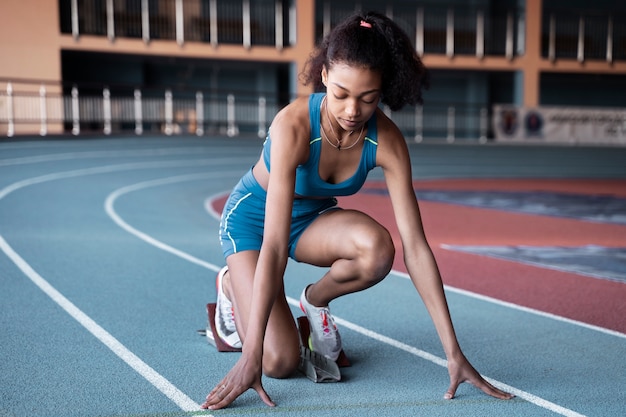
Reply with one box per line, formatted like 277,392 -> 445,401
212,179 -> 626,334
339,179 -> 626,334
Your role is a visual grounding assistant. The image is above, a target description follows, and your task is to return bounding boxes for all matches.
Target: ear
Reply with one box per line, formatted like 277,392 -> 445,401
321,66 -> 328,87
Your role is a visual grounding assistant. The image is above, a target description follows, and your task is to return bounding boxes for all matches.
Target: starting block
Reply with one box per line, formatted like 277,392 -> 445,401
201,303 -> 350,382
296,316 -> 350,383
298,345 -> 341,382
296,316 -> 350,368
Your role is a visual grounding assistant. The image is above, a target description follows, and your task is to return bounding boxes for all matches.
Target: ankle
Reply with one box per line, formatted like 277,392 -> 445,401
222,270 -> 232,301
305,284 -> 326,308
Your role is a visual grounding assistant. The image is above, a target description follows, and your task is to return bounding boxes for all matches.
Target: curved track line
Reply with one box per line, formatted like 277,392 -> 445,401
105,177 -> 586,417
0,147 -> 214,166
104,172 -> 242,272
0,235 -> 201,412
0,159 -> 218,200
434,273 -> 626,340
329,315 -> 585,417
0,161 -> 240,414
203,192 -> 229,220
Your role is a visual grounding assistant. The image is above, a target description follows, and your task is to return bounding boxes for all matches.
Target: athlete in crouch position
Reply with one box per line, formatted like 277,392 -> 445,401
203,10 -> 513,410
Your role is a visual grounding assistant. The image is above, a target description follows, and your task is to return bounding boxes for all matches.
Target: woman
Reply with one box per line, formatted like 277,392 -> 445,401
202,11 -> 513,410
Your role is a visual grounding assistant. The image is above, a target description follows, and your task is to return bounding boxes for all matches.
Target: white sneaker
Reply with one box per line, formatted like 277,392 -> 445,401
299,286 -> 342,361
214,266 -> 241,349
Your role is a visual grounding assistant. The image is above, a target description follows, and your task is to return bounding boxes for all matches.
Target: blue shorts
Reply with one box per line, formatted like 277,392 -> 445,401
219,168 -> 339,261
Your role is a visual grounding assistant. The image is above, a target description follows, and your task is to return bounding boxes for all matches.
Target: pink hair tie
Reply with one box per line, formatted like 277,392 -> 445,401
360,20 -> 372,28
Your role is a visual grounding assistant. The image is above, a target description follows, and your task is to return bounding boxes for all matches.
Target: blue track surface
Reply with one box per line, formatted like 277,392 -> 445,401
1,136 -> 625,417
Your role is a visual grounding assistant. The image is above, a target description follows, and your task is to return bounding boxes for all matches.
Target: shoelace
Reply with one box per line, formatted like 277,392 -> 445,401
219,300 -> 237,332
319,310 -> 336,335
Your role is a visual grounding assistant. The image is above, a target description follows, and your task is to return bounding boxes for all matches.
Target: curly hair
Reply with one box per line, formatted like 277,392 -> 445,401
301,11 -> 429,111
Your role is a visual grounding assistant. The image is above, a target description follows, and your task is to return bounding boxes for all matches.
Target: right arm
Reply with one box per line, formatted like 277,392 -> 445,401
202,98 -> 310,410
243,105 -> 306,369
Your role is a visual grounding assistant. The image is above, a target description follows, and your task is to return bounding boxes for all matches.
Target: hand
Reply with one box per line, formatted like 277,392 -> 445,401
201,353 -> 275,410
444,353 -> 514,400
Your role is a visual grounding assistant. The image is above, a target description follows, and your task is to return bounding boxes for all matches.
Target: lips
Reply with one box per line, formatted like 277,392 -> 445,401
341,119 -> 360,129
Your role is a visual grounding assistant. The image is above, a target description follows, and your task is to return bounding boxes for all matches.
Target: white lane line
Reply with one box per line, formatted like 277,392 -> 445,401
0,161 -> 239,414
0,156 -> 250,200
0,235 -> 201,412
0,146 -> 244,167
307,302 -> 586,417
0,159 -> 216,200
444,281 -> 626,340
203,191 -> 229,221
109,182 -> 588,417
104,172 -> 242,273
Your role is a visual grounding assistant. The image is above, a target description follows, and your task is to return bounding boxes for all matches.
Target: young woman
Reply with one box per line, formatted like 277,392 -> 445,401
202,11 -> 513,410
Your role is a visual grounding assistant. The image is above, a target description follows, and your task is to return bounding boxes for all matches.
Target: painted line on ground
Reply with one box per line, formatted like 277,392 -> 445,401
286,296 -> 585,417
0,159 -> 217,200
0,162 -> 231,414
0,234 -> 201,412
0,147 -> 212,166
438,275 -> 626,340
104,172 -> 234,272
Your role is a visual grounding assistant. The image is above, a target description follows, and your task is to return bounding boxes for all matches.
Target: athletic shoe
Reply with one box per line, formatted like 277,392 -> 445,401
299,286 -> 342,361
214,266 -> 242,349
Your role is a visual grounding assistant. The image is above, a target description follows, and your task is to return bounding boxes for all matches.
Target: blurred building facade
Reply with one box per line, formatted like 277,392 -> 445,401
1,0 -> 625,141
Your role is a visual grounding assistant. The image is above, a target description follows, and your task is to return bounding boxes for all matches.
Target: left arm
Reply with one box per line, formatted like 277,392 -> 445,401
377,115 -> 512,400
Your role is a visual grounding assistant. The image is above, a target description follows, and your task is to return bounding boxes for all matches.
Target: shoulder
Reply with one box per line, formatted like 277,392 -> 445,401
374,108 -> 410,166
271,96 -> 310,137
268,96 -> 312,165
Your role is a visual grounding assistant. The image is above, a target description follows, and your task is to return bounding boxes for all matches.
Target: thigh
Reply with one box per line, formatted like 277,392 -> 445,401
219,186 -> 265,258
294,208 -> 393,267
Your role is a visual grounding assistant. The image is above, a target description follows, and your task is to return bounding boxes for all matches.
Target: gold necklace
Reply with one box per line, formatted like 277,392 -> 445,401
321,97 -> 364,150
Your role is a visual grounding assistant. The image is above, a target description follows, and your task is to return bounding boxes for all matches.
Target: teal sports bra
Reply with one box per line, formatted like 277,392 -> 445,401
262,93 -> 378,197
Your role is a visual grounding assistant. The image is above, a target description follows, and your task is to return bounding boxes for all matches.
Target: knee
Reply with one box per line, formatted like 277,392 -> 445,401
262,346 -> 300,379
358,228 -> 394,285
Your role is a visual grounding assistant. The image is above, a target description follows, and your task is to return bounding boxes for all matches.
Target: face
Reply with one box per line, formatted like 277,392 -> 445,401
321,63 -> 382,132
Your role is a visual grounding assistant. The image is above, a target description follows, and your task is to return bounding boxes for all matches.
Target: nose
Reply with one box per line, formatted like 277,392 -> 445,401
345,99 -> 360,119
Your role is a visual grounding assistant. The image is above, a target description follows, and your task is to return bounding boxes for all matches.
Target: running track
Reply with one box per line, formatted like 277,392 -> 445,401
1,136 -> 625,417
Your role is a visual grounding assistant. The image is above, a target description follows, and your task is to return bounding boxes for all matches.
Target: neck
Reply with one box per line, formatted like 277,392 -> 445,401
321,97 -> 364,150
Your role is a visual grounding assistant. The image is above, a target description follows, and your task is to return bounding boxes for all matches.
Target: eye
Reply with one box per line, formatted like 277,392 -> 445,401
361,94 -> 379,104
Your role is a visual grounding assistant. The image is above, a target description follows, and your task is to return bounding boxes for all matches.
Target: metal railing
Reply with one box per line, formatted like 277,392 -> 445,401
316,2 -> 524,60
59,0 -> 292,49
57,0 -> 626,61
59,0 -> 525,58
317,3 -> 626,62
543,8 -> 626,62
1,80 -> 489,142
